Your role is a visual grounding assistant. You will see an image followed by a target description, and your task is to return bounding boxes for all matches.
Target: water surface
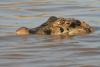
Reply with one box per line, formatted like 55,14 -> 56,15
0,0 -> 100,67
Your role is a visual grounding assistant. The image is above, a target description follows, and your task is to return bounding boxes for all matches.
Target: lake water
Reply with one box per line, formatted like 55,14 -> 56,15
0,0 -> 100,67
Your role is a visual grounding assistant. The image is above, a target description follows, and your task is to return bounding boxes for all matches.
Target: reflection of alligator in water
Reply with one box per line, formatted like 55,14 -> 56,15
16,16 -> 95,36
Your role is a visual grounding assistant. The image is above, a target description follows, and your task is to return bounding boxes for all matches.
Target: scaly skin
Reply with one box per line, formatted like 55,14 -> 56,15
16,16 -> 95,36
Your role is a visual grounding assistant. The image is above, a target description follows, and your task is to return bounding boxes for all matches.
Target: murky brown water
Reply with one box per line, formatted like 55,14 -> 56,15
0,0 -> 100,67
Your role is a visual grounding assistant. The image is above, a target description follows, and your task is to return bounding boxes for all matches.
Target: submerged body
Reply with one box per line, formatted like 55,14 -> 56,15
16,16 -> 95,36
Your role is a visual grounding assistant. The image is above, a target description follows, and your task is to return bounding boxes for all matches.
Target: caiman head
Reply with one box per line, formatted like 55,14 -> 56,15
16,16 -> 95,36
51,17 -> 95,36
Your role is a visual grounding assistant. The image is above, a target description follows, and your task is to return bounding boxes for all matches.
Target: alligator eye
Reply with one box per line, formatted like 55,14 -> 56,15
70,22 -> 76,28
60,27 -> 64,33
75,20 -> 81,26
48,16 -> 58,22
